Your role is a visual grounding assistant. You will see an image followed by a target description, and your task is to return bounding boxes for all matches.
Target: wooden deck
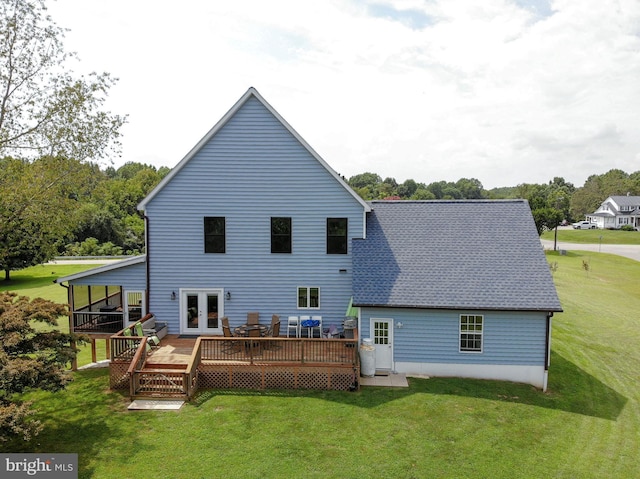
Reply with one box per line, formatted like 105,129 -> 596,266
146,335 -> 196,365
110,332 -> 360,396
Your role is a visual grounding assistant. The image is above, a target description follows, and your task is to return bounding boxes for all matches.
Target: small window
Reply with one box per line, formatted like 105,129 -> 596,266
204,217 -> 225,253
327,218 -> 348,254
297,287 -> 320,309
271,217 -> 292,253
459,314 -> 483,353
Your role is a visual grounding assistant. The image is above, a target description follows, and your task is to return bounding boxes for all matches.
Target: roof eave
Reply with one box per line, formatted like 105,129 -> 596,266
353,302 -> 563,313
54,255 -> 146,284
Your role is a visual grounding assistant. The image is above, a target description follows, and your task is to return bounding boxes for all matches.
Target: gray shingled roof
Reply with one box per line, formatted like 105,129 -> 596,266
610,195 -> 640,208
352,200 -> 562,312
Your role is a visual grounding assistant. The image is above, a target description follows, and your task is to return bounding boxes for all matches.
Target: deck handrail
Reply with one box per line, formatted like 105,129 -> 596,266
127,337 -> 149,397
197,336 -> 359,365
183,337 -> 203,398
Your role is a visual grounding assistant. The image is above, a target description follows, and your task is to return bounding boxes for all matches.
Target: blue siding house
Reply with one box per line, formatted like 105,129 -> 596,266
352,200 -> 562,390
57,88 -> 561,389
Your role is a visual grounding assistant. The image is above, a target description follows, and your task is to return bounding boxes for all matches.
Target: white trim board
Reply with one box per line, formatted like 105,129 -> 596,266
394,362 -> 546,389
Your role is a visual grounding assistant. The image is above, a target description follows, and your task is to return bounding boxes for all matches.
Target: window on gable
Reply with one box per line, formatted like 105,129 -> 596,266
204,217 -> 225,253
459,314 -> 483,353
271,217 -> 292,253
297,287 -> 320,309
327,218 -> 348,254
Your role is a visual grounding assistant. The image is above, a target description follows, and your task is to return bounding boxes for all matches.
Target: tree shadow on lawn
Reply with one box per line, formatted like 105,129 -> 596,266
0,369 -> 146,479
193,351 -> 627,421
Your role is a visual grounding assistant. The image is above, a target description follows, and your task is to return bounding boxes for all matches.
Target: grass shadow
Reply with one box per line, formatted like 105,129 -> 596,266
192,351 -> 627,421
0,369 -> 132,478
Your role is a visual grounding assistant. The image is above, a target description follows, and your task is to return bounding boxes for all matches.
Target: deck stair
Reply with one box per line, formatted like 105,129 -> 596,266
131,363 -> 191,399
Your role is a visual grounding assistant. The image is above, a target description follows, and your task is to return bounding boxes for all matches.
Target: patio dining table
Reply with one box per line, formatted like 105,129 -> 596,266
234,324 -> 268,336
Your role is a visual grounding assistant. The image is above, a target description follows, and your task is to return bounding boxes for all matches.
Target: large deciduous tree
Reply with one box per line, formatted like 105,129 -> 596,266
0,0 -> 126,279
0,0 -> 125,160
0,291 -> 84,442
0,156 -> 95,280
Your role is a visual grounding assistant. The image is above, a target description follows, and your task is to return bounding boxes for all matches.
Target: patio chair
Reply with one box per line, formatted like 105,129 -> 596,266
125,325 -> 151,353
246,327 -> 262,356
221,317 -> 241,354
264,316 -> 281,350
265,315 -> 280,335
287,316 -> 299,338
247,312 -> 259,325
310,316 -> 323,339
299,315 -> 311,338
134,321 -> 160,348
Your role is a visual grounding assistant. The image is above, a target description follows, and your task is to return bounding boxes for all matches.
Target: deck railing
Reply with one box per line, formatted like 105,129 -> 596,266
72,311 -> 124,334
184,338 -> 203,398
113,329 -> 360,397
110,314 -> 155,361
128,337 -> 148,397
197,336 -> 359,365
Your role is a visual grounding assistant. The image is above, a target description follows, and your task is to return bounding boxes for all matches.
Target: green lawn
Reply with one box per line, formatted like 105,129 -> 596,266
541,227 -> 640,244
0,263 -> 100,303
2,255 -> 640,478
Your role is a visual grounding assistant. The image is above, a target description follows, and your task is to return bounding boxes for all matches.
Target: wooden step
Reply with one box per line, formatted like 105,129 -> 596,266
142,363 -> 187,371
139,368 -> 186,374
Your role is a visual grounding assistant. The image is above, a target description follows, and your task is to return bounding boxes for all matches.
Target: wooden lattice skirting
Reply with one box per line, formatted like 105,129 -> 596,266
110,362 -> 360,393
197,363 -> 359,391
110,360 -> 130,390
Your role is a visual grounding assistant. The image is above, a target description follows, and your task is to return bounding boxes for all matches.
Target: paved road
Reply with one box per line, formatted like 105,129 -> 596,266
540,239 -> 640,262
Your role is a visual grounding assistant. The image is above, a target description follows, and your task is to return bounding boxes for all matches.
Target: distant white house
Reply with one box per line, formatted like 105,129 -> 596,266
587,195 -> 640,229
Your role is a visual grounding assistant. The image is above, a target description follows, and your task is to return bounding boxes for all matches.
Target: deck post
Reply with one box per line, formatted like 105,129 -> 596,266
70,338 -> 78,371
91,338 -> 97,363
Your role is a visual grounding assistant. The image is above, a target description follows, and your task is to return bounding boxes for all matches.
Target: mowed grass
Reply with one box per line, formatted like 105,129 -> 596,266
541,227 -> 640,244
1,255 -> 640,478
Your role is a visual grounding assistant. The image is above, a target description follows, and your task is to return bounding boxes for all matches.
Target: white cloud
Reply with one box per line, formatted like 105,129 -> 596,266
47,0 -> 640,188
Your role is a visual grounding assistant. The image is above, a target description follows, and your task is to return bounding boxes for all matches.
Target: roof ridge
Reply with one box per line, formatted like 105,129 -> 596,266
368,199 -> 527,204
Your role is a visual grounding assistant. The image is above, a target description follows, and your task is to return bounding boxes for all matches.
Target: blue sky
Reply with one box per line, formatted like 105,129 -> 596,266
48,0 -> 640,189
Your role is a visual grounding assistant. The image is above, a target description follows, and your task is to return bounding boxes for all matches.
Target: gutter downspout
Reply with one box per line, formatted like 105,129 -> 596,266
544,312 -> 553,392
144,214 -> 150,312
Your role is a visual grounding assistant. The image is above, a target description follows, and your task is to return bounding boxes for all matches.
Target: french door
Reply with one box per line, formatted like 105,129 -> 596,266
180,289 -> 223,335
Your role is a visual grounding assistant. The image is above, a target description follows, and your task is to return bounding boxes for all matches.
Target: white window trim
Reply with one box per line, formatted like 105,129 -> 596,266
297,286 -> 320,310
459,314 -> 484,353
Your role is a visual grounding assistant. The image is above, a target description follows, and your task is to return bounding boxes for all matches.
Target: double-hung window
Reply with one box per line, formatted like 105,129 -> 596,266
204,217 -> 225,253
297,287 -> 320,309
327,218 -> 348,254
271,217 -> 292,253
459,314 -> 483,353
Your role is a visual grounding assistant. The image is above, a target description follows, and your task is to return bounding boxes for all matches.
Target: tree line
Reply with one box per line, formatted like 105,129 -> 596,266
3,161 -> 639,282
346,169 -> 640,234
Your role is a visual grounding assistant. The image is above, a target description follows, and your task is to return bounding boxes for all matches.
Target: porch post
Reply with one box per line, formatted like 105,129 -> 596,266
91,338 -> 97,363
68,284 -> 78,371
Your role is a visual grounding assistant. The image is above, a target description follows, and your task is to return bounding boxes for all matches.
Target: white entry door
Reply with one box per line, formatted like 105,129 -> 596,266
181,289 -> 223,335
124,290 -> 146,325
371,318 -> 393,370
